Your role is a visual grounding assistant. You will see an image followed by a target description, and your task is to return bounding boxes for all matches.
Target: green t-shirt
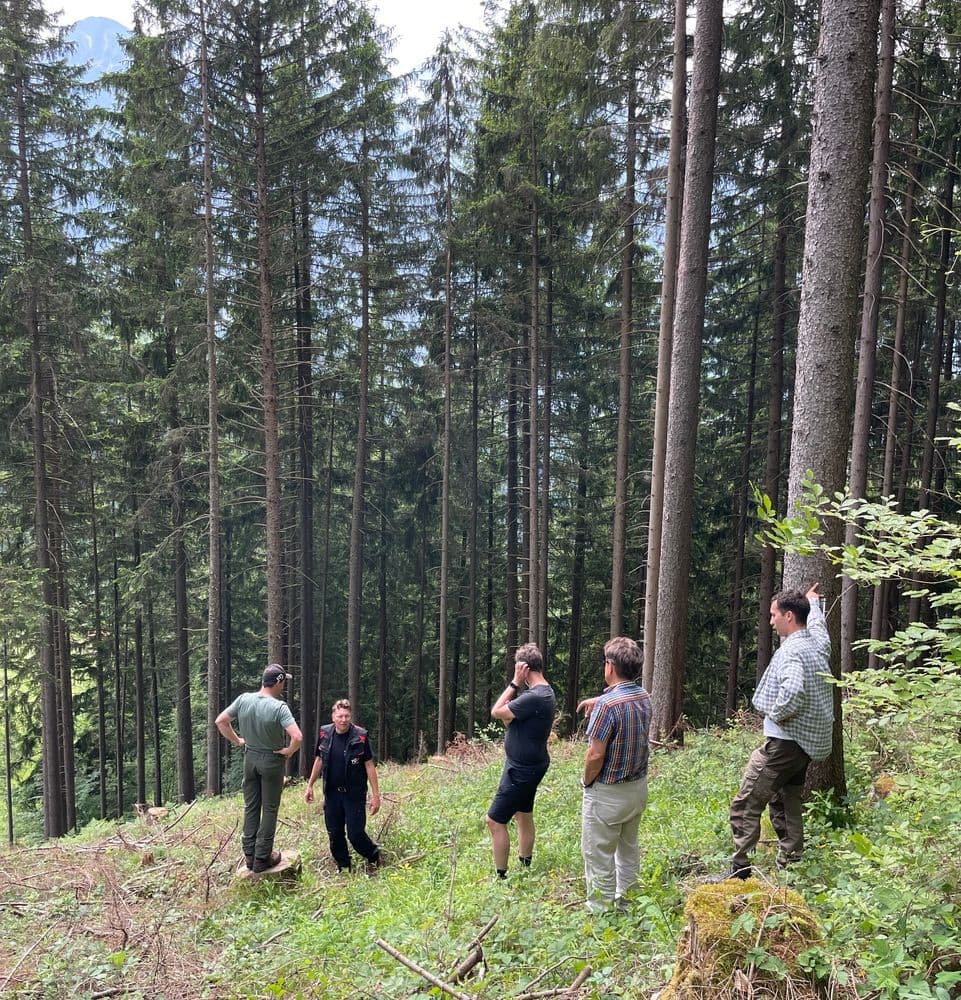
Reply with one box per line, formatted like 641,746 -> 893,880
224,692 -> 295,753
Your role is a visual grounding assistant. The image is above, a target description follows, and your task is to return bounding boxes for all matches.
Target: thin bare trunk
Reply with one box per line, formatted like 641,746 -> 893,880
200,0 -> 223,796
437,83 -> 454,750
529,136 -> 541,645
643,0 -> 686,688
611,79 -> 636,639
727,298 -> 759,716
253,14 -> 283,667
348,142 -> 372,715
650,0 -> 724,740
841,0 -> 895,671
90,469 -> 108,819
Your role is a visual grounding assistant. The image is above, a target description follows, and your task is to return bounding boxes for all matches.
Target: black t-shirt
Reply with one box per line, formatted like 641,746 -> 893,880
326,730 -> 349,788
504,684 -> 556,767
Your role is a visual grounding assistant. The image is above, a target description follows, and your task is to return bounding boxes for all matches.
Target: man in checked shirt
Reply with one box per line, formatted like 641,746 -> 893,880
727,583 -> 833,879
578,636 -> 652,912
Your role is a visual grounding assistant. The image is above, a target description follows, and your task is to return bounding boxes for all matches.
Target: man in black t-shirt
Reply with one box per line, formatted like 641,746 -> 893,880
486,643 -> 557,878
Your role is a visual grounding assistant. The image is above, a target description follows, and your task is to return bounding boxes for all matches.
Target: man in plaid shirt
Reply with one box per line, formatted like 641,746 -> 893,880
727,583 -> 833,878
579,636 -> 652,912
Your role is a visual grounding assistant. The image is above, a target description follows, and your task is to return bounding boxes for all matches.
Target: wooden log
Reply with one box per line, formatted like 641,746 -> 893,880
451,915 -> 499,982
234,850 -> 302,883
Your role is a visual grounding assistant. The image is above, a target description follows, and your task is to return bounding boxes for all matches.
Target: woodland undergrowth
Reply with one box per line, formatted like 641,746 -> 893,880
1,693 -> 959,1000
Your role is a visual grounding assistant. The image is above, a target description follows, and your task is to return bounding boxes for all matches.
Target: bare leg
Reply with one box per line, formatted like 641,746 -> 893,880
485,814 -> 510,870
515,811 -> 535,858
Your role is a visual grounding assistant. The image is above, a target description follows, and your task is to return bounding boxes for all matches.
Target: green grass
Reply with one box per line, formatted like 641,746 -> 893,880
2,710 -> 960,998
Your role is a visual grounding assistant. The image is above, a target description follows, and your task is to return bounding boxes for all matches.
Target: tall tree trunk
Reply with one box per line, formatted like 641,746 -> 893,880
412,519 -> 427,755
908,162 -> 956,623
756,0 -> 795,678
486,460 -> 495,715
377,407 -> 389,759
295,186 -> 315,776
437,93 -> 454,750
506,348 -> 520,666
727,298 -> 760,716
111,525 -> 124,817
90,469 -> 108,819
200,0 -> 223,796
253,13 -> 284,667
869,89 -> 919,662
650,0 -> 724,741
170,375 -> 194,803
783,0 -> 881,799
539,229 -> 553,655
468,268 -> 480,737
133,508 -> 146,806
3,635 -> 13,844
316,392 -> 335,736
50,476 -> 76,830
528,136 -> 541,645
611,77 -> 636,639
643,0 -> 686,690
565,398 -> 590,734
840,0 -> 895,671
348,140 -> 372,715
147,599 -> 162,807
18,39 -> 65,839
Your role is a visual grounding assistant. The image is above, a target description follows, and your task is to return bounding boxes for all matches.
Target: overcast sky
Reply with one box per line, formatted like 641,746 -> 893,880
44,0 -> 489,72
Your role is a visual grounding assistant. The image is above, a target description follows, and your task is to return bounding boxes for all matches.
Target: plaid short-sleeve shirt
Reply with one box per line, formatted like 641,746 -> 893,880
586,682 -> 652,784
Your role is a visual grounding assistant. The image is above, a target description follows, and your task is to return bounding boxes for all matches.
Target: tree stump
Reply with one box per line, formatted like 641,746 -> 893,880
234,850 -> 302,883
660,878 -> 821,999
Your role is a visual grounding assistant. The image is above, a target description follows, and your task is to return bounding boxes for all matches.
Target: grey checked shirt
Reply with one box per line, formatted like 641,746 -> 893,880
752,598 -> 834,761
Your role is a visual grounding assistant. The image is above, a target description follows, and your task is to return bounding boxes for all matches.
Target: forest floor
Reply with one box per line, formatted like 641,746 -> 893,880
1,706 -> 960,999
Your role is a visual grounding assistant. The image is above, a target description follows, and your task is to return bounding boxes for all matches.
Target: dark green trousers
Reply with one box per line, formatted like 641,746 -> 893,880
242,748 -> 285,861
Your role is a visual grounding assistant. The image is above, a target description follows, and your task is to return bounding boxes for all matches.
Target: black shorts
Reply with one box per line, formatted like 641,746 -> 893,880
487,761 -> 549,824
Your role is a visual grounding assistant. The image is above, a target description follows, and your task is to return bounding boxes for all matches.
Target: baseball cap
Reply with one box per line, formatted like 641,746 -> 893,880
262,664 -> 293,687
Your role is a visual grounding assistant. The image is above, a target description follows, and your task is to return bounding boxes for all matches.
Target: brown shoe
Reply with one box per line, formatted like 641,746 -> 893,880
252,850 -> 282,873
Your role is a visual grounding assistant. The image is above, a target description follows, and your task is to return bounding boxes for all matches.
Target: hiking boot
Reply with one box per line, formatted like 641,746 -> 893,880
252,850 -> 282,873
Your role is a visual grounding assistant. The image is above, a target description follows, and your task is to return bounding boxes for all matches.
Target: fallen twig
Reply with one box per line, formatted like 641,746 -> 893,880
376,937 -> 470,1000
521,955 -> 579,992
516,965 -> 591,999
90,988 -> 135,999
161,799 -> 196,835
444,832 -> 458,928
260,928 -> 289,949
0,921 -> 59,993
451,914 -> 499,982
204,818 -> 239,904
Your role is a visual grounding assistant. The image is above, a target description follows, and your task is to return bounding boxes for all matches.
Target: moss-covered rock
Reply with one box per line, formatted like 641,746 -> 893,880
660,878 -> 821,999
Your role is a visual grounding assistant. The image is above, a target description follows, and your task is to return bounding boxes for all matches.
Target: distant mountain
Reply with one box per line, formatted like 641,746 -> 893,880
66,16 -> 129,88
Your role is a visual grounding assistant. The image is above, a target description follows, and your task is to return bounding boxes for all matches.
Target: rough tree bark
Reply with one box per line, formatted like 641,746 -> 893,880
643,0 -> 686,690
782,0 -> 881,798
649,0 -> 723,740
840,0 -> 895,672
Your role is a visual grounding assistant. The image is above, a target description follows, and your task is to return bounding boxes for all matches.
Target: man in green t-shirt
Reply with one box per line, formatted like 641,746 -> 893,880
216,664 -> 303,871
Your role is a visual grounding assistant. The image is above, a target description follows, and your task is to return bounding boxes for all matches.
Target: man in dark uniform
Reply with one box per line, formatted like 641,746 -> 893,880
486,643 -> 556,878
305,698 -> 382,871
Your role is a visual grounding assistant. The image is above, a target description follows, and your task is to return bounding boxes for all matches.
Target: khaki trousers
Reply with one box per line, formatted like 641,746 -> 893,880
730,737 -> 810,870
581,776 -> 648,911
